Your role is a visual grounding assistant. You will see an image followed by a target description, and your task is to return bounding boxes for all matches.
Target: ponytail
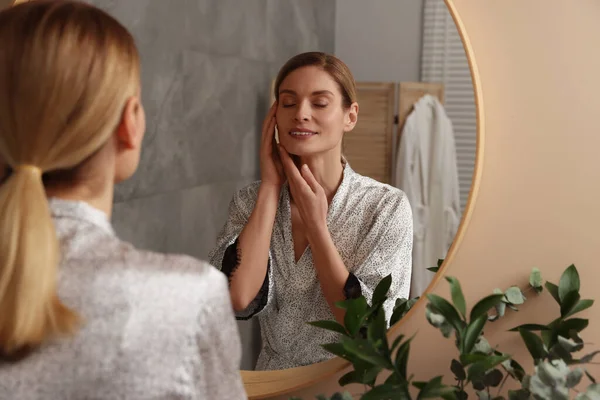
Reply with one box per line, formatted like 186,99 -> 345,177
0,166 -> 78,357
0,0 -> 140,357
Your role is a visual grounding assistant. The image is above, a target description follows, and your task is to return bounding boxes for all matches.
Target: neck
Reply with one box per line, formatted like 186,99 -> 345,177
44,176 -> 115,218
295,147 -> 344,202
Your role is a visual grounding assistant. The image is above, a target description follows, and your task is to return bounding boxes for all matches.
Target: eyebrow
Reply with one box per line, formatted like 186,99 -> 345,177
279,89 -> 334,96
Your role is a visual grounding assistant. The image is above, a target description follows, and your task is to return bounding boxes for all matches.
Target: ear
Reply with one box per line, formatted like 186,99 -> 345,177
343,102 -> 359,133
116,96 -> 144,150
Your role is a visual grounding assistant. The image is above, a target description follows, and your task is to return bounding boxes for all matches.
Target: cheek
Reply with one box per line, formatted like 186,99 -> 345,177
318,109 -> 346,130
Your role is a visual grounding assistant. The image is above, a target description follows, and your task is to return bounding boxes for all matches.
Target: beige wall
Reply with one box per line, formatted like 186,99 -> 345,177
280,0 -> 600,398
334,0 -> 424,82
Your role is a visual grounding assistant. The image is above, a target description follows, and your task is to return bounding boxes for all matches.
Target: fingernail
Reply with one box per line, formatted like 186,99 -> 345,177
302,164 -> 308,172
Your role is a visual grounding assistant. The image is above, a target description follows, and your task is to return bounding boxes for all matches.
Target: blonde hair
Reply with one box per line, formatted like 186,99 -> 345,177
0,0 -> 140,357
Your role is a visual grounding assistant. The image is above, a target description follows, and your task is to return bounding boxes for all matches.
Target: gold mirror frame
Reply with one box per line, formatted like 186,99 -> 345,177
7,1 -> 600,399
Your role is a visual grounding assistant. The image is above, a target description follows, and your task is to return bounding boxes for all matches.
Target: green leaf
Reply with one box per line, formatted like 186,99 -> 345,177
331,393 -> 354,400
474,335 -> 493,355
556,318 -> 589,334
501,358 -> 526,382
372,274 -> 392,306
508,389 -> 531,400
566,368 -> 584,388
415,376 -> 457,399
426,294 -> 465,333
529,268 -> 544,292
461,353 -> 491,366
367,309 -> 389,355
507,304 -> 519,312
308,320 -> 349,336
470,294 -> 505,321
476,391 -> 491,400
338,371 -> 359,386
446,276 -> 467,318
504,287 -> 525,305
489,299 -> 506,321
427,260 -> 444,273
576,384 -> 600,400
467,355 -> 512,381
580,350 -> 600,364
484,369 -> 504,387
391,334 -> 406,353
585,369 -> 597,384
564,299 -> 594,319
558,264 -> 580,303
341,337 -> 393,369
463,314 -> 487,353
343,297 -> 369,336
322,343 -> 357,362
545,282 -> 561,305
518,329 -> 547,361
395,336 -> 413,380
361,383 -> 411,400
451,359 -> 466,381
557,335 -> 584,352
509,324 -> 550,332
560,291 -> 581,318
338,367 -> 381,387
390,297 -> 419,326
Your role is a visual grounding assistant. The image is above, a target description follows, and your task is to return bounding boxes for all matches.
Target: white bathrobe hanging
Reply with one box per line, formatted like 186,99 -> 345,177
394,94 -> 461,298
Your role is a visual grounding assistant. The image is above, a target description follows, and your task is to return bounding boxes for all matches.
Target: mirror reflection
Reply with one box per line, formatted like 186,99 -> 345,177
67,0 -> 474,372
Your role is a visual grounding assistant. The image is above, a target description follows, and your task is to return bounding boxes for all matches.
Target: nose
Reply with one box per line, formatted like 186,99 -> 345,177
294,101 -> 311,122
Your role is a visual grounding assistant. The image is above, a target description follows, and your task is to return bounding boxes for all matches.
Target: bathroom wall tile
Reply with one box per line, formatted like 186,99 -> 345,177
313,0 -> 336,53
202,0 -> 269,61
111,189 -> 183,255
115,53 -> 267,203
266,0 -> 320,64
113,179 -> 255,260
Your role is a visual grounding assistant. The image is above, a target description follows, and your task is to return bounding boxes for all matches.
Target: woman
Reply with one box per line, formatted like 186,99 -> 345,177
0,2 -> 246,399
209,52 -> 413,371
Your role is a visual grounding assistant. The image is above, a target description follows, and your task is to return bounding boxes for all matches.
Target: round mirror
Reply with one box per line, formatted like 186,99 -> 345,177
5,0 -> 478,395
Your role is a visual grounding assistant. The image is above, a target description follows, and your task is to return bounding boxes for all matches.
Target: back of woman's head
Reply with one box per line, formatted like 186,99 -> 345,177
0,0 -> 140,358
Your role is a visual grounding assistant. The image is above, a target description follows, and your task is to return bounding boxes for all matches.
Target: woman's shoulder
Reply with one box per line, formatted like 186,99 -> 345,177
106,243 -> 229,303
348,171 -> 409,207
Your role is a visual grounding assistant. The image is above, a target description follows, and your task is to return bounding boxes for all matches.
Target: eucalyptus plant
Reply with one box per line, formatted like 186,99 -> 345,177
292,264 -> 597,400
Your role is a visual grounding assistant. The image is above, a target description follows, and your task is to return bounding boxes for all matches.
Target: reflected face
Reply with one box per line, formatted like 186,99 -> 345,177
276,66 -> 353,157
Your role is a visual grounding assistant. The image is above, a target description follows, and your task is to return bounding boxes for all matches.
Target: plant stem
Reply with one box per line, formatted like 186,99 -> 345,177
497,373 -> 510,396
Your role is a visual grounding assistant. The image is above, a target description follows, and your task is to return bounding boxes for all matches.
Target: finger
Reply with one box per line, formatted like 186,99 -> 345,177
278,145 -> 300,181
300,164 -> 322,194
278,146 -> 314,195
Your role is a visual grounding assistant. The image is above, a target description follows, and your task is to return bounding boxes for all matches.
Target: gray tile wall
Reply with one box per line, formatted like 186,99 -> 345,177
85,0 -> 336,370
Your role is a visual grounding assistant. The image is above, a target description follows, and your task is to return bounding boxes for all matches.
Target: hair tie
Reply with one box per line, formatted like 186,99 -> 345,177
14,165 -> 42,176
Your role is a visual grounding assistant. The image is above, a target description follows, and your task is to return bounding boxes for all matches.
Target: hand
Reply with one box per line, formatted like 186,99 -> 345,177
260,101 -> 285,189
278,145 -> 328,238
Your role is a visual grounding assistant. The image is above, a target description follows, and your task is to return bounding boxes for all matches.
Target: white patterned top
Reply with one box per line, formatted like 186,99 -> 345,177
0,198 -> 247,400
209,163 -> 413,371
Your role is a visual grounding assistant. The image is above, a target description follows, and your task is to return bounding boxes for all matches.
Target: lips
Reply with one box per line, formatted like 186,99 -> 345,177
289,129 -> 317,137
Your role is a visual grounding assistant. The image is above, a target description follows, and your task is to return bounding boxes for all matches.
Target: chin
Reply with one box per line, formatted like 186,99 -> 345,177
280,141 -> 318,157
